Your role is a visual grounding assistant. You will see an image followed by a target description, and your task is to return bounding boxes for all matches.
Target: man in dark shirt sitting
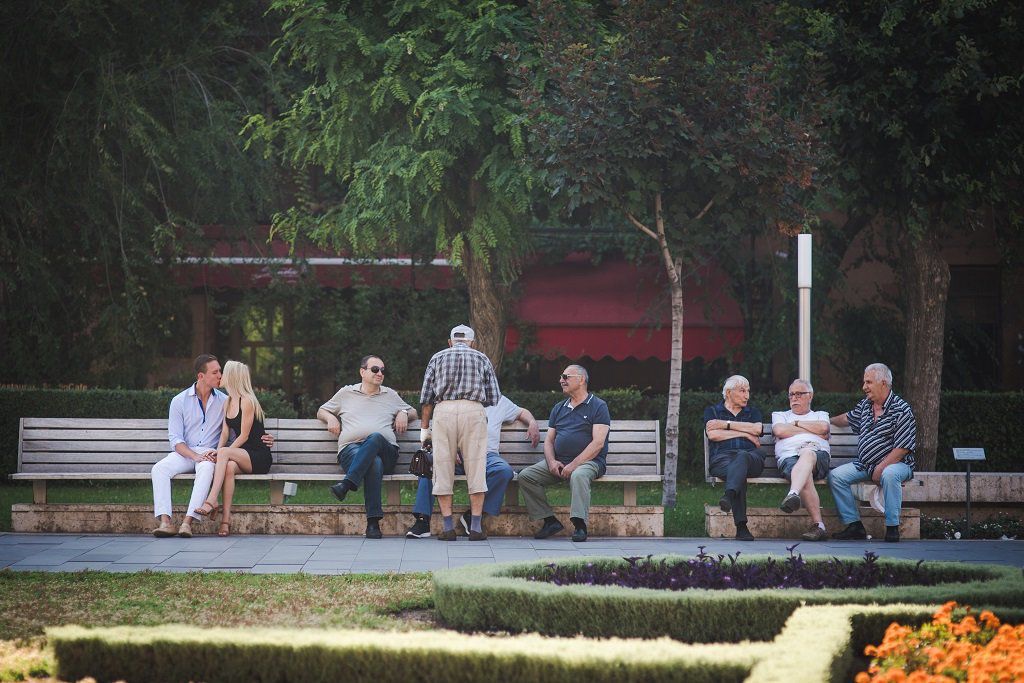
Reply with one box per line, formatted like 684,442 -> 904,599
518,364 -> 610,542
704,375 -> 764,541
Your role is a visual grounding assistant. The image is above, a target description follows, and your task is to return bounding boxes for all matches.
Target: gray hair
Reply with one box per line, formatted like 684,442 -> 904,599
864,363 -> 893,386
789,378 -> 814,393
568,364 -> 589,384
722,375 -> 749,399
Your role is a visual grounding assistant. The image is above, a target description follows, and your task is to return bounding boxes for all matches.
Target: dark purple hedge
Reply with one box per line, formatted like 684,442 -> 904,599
521,546 -> 979,591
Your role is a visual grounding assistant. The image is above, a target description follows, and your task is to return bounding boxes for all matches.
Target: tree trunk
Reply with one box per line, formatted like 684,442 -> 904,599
465,246 -> 509,372
900,231 -> 950,472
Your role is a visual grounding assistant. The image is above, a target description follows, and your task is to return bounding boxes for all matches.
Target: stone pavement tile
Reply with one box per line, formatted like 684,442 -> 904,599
275,536 -> 326,546
399,560 -> 448,572
447,545 -> 493,558
302,560 -> 355,572
401,546 -> 449,561
52,537 -> 115,549
158,552 -> 221,568
11,551 -> 86,566
67,552 -> 134,562
259,547 -> 316,565
112,553 -> 176,564
485,538 -> 536,549
0,535 -> 69,545
7,565 -> 65,572
319,538 -> 367,548
307,548 -> 361,562
301,568 -> 350,575
491,550 -> 540,562
204,557 -> 264,569
250,564 -> 303,574
104,564 -> 159,573
0,547 -> 49,566
350,561 -> 402,573
58,561 -> 115,572
151,566 -> 195,573
448,557 -> 494,568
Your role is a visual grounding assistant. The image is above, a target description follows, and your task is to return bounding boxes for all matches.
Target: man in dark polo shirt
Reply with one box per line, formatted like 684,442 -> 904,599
828,362 -> 916,543
518,364 -> 610,542
704,375 -> 765,541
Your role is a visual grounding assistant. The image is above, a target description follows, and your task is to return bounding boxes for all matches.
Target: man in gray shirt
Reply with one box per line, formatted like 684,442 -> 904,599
318,354 -> 417,539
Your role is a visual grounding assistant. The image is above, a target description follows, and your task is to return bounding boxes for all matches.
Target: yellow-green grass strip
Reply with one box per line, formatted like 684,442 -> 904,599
433,555 -> 1024,642
48,624 -> 769,683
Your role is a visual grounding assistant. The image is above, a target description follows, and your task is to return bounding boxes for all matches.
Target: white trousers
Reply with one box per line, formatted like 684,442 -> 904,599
151,452 -> 215,520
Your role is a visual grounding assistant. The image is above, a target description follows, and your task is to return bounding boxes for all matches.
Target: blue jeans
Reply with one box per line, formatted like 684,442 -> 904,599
413,452 -> 514,518
828,461 -> 913,527
338,433 -> 399,520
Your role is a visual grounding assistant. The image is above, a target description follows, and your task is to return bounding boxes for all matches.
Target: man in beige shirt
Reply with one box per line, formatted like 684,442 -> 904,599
318,354 -> 417,539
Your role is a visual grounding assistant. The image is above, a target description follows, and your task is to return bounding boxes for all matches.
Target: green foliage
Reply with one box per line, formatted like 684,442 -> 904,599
0,387 -> 296,477
433,557 -> 1021,642
0,0 -> 288,386
922,513 -> 1024,541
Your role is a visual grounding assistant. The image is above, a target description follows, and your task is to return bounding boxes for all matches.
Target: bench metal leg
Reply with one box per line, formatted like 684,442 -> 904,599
33,481 -> 47,505
504,482 -> 520,507
270,481 -> 285,506
623,482 -> 637,507
386,481 -> 402,506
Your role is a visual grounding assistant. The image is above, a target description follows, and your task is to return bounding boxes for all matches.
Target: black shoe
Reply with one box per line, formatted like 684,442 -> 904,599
779,492 -> 801,514
405,517 -> 431,539
365,518 -> 382,539
718,491 -> 733,513
832,521 -> 868,540
735,524 -> 754,541
329,481 -> 352,503
885,525 -> 900,543
460,510 -> 472,535
469,530 -> 488,541
437,529 -> 457,541
534,519 -> 564,539
571,527 -> 588,542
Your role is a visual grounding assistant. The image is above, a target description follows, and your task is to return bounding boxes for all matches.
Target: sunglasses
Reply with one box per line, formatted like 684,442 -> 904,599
363,365 -> 385,374
560,374 -> 581,380
788,391 -> 811,398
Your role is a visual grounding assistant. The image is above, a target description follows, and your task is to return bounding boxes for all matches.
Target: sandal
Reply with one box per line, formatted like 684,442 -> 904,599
218,521 -> 231,537
194,501 -> 218,518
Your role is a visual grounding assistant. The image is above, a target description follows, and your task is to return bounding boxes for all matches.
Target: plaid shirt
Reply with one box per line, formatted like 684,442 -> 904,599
419,342 -> 500,407
847,391 -> 917,475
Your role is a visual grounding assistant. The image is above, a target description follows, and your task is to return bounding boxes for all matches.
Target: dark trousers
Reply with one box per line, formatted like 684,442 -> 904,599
338,433 -> 399,520
709,449 -> 765,525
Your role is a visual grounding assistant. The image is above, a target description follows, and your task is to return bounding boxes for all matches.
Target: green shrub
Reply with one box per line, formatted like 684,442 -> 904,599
49,624 -> 760,683
0,387 -> 296,478
432,556 -> 1023,643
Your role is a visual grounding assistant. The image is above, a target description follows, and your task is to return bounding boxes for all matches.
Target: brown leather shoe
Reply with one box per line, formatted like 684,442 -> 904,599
468,530 -> 487,541
437,529 -> 457,541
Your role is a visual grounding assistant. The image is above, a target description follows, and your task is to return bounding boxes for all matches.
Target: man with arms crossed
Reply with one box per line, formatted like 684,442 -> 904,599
828,362 -> 916,543
319,354 -> 417,539
518,365 -> 610,543
151,354 -> 273,538
772,378 -> 831,541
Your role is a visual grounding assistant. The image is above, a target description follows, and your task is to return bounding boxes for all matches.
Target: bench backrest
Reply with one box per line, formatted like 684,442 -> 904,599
704,423 -> 859,483
17,417 -> 661,477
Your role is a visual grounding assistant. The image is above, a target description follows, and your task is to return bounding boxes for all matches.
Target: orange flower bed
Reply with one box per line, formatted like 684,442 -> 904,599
856,602 -> 1024,682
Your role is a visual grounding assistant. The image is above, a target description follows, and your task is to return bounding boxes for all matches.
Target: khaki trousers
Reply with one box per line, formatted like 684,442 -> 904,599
517,460 -> 601,524
431,399 -> 488,496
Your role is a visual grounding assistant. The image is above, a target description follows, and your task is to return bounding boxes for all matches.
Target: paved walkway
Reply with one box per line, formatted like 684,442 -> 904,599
1,533 -> 1021,573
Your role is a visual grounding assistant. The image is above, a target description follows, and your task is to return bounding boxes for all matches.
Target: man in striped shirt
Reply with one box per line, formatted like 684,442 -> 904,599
828,363 -> 916,543
419,324 -> 501,541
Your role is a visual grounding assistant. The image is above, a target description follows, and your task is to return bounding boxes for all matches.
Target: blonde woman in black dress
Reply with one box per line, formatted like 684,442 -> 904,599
194,360 -> 272,536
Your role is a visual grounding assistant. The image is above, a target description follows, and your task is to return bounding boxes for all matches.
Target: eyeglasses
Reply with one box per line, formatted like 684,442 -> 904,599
788,391 -> 811,398
560,374 -> 581,381
363,365 -> 385,374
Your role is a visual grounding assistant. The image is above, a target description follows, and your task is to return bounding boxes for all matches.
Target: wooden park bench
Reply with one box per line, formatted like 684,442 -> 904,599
11,417 -> 663,536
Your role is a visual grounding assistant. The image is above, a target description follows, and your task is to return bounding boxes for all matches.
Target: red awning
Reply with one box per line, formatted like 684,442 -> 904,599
506,254 -> 743,361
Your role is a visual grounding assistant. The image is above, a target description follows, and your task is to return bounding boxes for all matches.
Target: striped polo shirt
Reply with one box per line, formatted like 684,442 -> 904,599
846,391 -> 917,474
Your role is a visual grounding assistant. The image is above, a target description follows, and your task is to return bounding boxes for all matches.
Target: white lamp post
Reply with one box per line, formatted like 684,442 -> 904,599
797,234 -> 812,381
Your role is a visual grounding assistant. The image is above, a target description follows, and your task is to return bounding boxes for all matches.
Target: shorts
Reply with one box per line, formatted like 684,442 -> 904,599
777,448 -> 830,481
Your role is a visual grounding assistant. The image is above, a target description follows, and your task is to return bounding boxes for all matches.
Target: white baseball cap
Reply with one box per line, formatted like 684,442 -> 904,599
450,324 -> 475,341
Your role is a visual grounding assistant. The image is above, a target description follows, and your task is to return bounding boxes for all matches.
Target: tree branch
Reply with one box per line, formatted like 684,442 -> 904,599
692,198 -> 714,222
626,211 -> 658,241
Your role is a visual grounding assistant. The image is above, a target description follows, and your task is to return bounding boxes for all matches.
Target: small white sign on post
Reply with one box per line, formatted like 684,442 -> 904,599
953,448 -> 986,461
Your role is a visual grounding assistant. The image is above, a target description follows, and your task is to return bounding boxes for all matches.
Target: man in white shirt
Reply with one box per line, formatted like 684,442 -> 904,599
771,378 -> 831,541
406,394 -> 539,538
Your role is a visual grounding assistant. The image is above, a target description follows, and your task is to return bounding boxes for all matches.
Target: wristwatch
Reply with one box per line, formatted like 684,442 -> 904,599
726,421 -> 731,430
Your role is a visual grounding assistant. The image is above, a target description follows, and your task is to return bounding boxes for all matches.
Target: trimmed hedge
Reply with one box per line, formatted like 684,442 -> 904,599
432,555 -> 1024,643
49,624 -> 762,683
2,387 -> 1020,479
0,387 -> 296,478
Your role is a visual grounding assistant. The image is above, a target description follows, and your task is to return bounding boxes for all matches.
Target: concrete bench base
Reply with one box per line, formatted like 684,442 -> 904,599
11,504 -> 664,537
705,505 -> 920,540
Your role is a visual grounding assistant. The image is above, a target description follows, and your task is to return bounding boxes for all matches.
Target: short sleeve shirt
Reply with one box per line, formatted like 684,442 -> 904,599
771,409 -> 831,462
548,393 -> 611,475
846,391 -> 916,474
704,402 -> 763,457
485,396 -> 522,455
319,385 -> 413,450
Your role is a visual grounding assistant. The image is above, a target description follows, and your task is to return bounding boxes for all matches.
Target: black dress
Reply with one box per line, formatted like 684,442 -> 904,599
226,408 -> 272,474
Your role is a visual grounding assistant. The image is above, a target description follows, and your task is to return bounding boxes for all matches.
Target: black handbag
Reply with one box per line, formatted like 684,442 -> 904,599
409,444 -> 433,478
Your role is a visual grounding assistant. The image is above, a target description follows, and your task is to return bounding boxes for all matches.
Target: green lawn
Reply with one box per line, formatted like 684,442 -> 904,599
0,479 -> 834,536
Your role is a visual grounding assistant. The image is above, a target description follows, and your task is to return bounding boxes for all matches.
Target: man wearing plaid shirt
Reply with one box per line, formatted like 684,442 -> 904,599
419,324 -> 501,541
